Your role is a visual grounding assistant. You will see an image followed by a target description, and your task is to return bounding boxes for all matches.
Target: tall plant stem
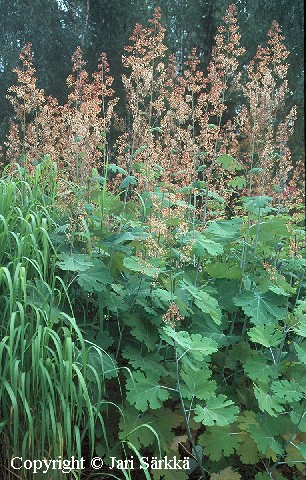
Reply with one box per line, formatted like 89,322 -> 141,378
175,342 -> 207,480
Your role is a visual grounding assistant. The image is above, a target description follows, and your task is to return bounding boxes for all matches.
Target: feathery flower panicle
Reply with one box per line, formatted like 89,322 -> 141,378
117,8 -> 170,192
233,20 -> 297,203
6,44 -> 46,169
4,5 -> 302,222
7,43 -> 45,119
5,43 -> 118,225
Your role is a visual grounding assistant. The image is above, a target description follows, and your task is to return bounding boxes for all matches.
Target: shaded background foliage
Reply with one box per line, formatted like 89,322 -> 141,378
0,0 -> 304,160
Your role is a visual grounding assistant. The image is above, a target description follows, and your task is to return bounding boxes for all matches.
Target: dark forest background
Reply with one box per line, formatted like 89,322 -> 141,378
0,0 -> 304,161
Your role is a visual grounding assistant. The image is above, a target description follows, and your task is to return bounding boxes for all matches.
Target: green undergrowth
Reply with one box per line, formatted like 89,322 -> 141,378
1,157 -> 304,479
71,177 -> 306,480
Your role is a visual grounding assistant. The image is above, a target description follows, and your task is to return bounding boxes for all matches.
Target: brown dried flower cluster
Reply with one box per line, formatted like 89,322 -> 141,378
3,5 -> 303,223
233,21 -> 298,198
162,302 -> 184,328
6,44 -> 117,188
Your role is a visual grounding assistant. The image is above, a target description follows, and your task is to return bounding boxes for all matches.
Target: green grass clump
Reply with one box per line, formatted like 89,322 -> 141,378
0,166 -> 112,480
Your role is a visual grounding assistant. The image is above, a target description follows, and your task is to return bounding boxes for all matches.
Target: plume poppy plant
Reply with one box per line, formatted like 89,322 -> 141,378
0,8 -> 305,479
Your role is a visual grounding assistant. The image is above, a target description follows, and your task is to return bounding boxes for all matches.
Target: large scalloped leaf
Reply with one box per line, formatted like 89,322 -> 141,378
292,300 -> 306,336
123,255 -> 160,278
206,261 -> 241,279
124,314 -> 159,351
194,395 -> 239,426
191,315 -> 239,347
215,279 -> 240,313
122,346 -> 167,376
107,163 -> 127,174
248,324 -> 282,347
161,326 -> 218,369
151,409 -> 185,452
237,432 -> 260,464
198,425 -> 242,461
242,196 -> 273,212
230,176 -> 246,189
255,215 -> 292,243
295,342 -> 306,364
205,218 -> 242,243
125,370 -> 169,412
254,474 -> 272,480
77,262 -> 112,292
249,421 -> 283,456
180,366 -> 216,400
290,403 -> 306,432
244,354 -> 275,382
151,288 -> 174,310
110,228 -> 148,244
271,380 -> 303,402
216,153 -> 242,171
183,283 -> 222,324
253,385 -> 284,416
56,253 -> 93,272
191,232 -> 223,257
234,289 -> 286,325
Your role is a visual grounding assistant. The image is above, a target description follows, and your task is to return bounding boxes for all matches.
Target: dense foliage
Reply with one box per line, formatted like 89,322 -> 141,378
0,6 -> 305,480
